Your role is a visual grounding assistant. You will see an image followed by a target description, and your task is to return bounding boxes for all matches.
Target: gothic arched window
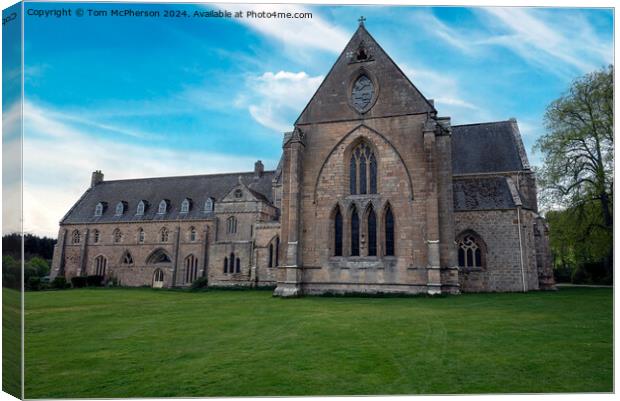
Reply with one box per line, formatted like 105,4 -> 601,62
334,207 -> 343,256
94,255 -> 107,276
384,205 -> 395,256
227,216 -> 237,234
350,142 -> 377,195
185,254 -> 198,283
224,257 -> 228,273
147,248 -> 171,264
189,227 -> 197,242
236,258 -> 241,273
229,252 -> 235,272
268,243 -> 274,267
122,251 -> 134,265
72,230 -> 81,244
160,227 -> 169,243
367,206 -> 377,256
113,228 -> 122,244
138,228 -> 145,243
457,233 -> 485,269
350,205 -> 360,256
275,237 -> 280,267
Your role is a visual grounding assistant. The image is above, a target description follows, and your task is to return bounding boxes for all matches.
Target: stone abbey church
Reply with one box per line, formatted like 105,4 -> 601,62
51,22 -> 555,295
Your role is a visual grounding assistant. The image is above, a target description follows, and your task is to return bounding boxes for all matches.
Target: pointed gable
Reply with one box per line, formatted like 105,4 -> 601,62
296,23 -> 435,125
220,180 -> 270,203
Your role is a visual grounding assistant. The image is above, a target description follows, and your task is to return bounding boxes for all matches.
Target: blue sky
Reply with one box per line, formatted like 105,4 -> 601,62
9,3 -> 615,236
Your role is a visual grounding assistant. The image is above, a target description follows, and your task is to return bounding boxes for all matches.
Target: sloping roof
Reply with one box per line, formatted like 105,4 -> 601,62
453,177 -> 518,211
295,23 -> 434,125
451,120 -> 530,175
61,171 -> 275,224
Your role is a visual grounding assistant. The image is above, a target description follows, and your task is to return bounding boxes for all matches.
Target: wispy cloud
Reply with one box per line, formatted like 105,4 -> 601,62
401,64 -> 489,123
412,10 -> 478,55
25,102 -> 162,140
416,8 -> 611,79
239,70 -> 323,133
214,4 -> 349,54
478,8 -> 612,77
20,101 -> 276,237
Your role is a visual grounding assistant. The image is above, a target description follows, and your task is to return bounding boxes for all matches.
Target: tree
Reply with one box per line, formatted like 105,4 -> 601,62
536,65 -> 613,229
536,65 -> 613,279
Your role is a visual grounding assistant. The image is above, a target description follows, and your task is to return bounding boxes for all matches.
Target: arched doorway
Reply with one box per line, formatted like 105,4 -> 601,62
153,269 -> 165,288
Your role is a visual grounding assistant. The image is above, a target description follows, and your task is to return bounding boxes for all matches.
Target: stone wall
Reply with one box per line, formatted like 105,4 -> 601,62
454,209 -> 540,292
51,221 -> 212,287
279,113 -> 458,295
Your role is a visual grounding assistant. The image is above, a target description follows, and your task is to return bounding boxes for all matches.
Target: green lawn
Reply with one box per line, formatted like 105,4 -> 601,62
24,287 -> 612,397
3,288 -> 22,399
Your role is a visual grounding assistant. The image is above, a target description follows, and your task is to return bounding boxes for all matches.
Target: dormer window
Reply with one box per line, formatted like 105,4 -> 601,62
181,198 -> 191,213
136,200 -> 146,216
158,200 -> 168,214
94,202 -> 104,217
234,189 -> 243,199
204,198 -> 214,213
115,201 -> 125,216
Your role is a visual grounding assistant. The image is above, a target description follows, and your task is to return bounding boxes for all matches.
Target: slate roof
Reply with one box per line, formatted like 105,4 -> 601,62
453,177 -> 518,211
451,120 -> 530,175
61,171 -> 275,224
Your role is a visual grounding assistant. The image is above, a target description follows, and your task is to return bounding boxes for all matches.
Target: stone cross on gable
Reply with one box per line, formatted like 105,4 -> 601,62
358,16 -> 366,26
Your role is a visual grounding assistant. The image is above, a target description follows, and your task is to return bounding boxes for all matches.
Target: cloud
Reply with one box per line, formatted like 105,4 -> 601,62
401,64 -> 489,124
214,4 -> 349,54
240,70 -> 323,133
24,102 -> 162,140
415,8 -> 611,79
20,101 -> 276,237
478,8 -> 612,77
412,10 -> 477,55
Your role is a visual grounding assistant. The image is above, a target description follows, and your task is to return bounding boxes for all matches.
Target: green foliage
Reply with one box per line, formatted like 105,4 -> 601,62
3,254 -> 52,290
105,277 -> 120,287
2,255 -> 21,289
70,277 -> 87,288
51,277 -> 68,290
537,65 -> 613,282
27,277 -> 41,291
86,275 -> 104,287
190,276 -> 208,290
26,257 -> 50,278
2,233 -> 56,260
546,191 -> 613,284
24,288 -> 612,397
536,64 -> 613,217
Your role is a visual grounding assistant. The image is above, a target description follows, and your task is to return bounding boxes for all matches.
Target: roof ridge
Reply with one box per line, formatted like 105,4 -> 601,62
101,170 -> 277,184
452,120 -> 513,128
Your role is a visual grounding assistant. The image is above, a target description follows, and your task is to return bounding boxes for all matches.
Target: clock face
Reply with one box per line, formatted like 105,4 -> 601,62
351,75 -> 374,112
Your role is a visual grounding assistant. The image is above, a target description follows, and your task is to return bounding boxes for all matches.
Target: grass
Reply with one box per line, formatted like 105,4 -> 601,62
24,287 -> 612,398
3,287 -> 22,399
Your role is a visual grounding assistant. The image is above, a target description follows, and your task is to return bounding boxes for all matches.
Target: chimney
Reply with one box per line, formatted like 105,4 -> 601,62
91,170 -> 104,188
254,160 -> 264,178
